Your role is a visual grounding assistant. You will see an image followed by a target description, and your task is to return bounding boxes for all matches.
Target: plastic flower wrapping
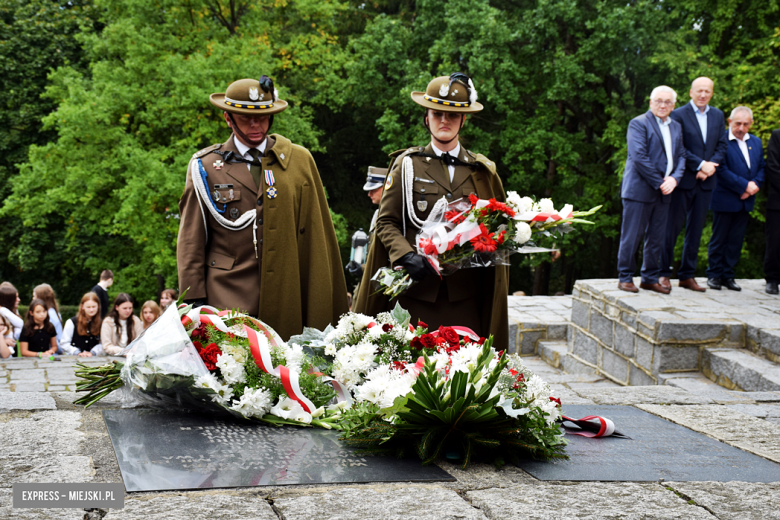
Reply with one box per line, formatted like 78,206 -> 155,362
75,303 -> 567,468
372,193 -> 601,298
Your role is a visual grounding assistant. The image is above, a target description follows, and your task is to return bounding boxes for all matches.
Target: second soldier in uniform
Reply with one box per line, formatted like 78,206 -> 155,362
354,73 -> 509,351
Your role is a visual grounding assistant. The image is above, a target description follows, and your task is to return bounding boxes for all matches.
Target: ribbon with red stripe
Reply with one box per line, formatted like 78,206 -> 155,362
561,415 -> 630,438
182,306 -> 338,413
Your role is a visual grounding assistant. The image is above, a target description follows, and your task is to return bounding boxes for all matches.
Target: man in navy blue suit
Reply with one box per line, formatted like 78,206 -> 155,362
706,107 -> 765,291
661,78 -> 728,292
617,86 -> 686,294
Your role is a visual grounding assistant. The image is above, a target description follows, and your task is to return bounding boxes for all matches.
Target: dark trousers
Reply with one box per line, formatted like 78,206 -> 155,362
766,209 -> 780,283
706,210 -> 750,280
617,198 -> 670,284
661,184 -> 712,280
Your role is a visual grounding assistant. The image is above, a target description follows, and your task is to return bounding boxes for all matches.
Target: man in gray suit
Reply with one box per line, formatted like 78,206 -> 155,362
617,86 -> 686,294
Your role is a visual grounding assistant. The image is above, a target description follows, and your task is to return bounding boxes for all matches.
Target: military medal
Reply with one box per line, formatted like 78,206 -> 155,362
213,159 -> 223,170
417,200 -> 428,211
230,208 -> 239,219
264,169 -> 277,199
213,190 -> 221,202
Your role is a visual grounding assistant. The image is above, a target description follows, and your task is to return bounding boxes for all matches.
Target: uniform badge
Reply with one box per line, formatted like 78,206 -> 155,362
266,186 -> 278,199
213,160 -> 223,170
213,190 -> 221,202
249,87 -> 259,101
385,175 -> 393,190
417,200 -> 428,211
280,153 -> 285,160
229,208 -> 239,219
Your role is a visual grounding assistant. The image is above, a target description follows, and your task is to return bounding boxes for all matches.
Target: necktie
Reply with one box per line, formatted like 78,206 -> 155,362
440,152 -> 465,167
247,148 -> 263,189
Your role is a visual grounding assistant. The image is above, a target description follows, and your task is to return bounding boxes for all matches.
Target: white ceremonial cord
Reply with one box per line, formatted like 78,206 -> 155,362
401,155 -> 426,236
190,158 -> 257,233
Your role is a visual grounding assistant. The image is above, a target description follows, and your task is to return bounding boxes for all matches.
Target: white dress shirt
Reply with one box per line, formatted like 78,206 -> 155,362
690,100 -> 710,144
431,142 -> 461,183
233,136 -> 267,169
728,129 -> 751,168
655,116 -> 674,177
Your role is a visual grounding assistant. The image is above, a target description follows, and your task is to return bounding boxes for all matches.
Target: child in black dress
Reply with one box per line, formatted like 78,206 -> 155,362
19,299 -> 58,358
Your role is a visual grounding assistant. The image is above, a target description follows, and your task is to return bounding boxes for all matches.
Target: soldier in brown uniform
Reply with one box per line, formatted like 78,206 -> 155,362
177,76 -> 349,340
354,73 -> 509,350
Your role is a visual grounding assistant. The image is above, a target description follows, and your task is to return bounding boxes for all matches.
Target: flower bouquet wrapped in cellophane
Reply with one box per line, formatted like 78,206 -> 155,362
373,193 -> 601,298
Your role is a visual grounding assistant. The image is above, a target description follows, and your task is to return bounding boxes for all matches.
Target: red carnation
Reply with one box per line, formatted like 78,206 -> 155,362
487,198 -> 516,217
468,193 -> 479,206
549,396 -> 562,408
496,230 -> 507,245
199,342 -> 222,371
191,324 -> 207,339
391,361 -> 407,371
382,323 -> 393,333
437,326 -> 460,346
480,337 -> 488,345
417,320 -> 428,329
412,333 -> 438,350
445,343 -> 462,354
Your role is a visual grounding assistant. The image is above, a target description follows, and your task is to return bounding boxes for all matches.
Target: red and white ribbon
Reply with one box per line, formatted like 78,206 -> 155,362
562,415 -> 616,437
182,306 -> 342,413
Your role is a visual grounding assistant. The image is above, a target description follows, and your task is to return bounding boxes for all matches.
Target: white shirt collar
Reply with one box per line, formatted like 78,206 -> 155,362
431,142 -> 461,158
689,100 -> 710,115
655,116 -> 672,127
233,135 -> 267,158
728,129 -> 750,142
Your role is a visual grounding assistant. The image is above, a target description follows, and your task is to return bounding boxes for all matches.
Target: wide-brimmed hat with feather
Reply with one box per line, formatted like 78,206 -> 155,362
411,73 -> 483,113
209,76 -> 288,116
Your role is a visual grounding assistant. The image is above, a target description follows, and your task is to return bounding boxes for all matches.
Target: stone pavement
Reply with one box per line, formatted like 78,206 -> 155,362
2,355 -> 780,519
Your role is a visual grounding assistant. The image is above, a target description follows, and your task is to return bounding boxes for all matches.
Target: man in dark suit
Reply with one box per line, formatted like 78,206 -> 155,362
706,107 -> 765,291
617,86 -> 686,294
765,129 -> 780,295
662,78 -> 728,292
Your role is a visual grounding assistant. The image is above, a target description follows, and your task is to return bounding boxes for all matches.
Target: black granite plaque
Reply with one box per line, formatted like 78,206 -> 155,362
103,409 -> 454,492
517,405 -> 780,482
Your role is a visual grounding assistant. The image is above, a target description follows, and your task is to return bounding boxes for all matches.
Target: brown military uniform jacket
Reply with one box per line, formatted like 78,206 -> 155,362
353,143 -> 509,350
177,133 -> 349,340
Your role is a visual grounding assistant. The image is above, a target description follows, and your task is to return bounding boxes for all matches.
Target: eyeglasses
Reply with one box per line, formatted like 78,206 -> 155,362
652,99 -> 675,107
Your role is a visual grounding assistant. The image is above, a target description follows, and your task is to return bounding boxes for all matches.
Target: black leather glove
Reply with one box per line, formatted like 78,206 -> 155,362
183,299 -> 207,309
399,252 -> 437,281
346,261 -> 363,278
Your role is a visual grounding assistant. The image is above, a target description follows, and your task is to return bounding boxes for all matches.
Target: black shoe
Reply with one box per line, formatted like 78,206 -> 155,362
707,278 -> 722,290
723,279 -> 741,291
767,282 -> 779,295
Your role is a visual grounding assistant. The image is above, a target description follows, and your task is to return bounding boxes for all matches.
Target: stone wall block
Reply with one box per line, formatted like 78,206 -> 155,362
614,324 -> 636,357
657,321 -> 726,343
601,348 -> 629,384
635,337 -> 654,371
761,329 -> 780,359
572,330 -> 599,365
507,322 -> 518,354
605,303 -> 620,318
629,364 -> 657,386
571,299 -> 591,330
590,311 -> 614,348
621,311 -> 637,329
518,330 -> 545,355
652,345 -> 701,373
547,323 -> 568,341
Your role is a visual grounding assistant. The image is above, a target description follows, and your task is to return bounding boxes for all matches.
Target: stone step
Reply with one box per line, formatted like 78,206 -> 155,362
538,341 -> 568,369
703,348 -> 780,392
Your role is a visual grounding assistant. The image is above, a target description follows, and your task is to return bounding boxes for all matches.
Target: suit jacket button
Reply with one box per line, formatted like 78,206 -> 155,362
300,227 -> 305,234
446,193 -> 452,198
211,261 -> 215,266
257,200 -> 262,206
258,218 -> 263,225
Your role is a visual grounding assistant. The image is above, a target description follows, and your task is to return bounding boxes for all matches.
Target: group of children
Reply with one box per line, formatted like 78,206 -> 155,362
0,282 -> 178,359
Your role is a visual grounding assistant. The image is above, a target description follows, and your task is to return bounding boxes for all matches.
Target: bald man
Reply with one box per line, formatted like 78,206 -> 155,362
661,77 -> 728,292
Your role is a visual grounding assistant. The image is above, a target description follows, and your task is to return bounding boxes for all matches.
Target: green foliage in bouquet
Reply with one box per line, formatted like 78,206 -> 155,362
340,340 -> 567,469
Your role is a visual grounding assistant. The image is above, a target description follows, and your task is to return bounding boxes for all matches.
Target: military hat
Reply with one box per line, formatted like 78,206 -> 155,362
209,76 -> 288,116
411,73 -> 483,113
363,166 -> 388,191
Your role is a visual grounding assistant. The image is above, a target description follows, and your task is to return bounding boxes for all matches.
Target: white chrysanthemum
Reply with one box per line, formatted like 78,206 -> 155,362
448,344 -> 482,374
514,222 -> 533,244
216,353 -> 246,386
524,374 -> 549,400
230,386 -> 273,419
324,343 -> 337,356
221,343 -> 247,364
285,343 -> 305,373
269,396 -> 303,420
195,373 -> 233,406
368,325 -> 383,339
536,398 -> 561,425
539,198 -> 555,213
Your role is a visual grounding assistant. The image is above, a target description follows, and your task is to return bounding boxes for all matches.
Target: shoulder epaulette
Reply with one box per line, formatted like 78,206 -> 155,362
474,153 -> 497,174
389,146 -> 422,159
192,143 -> 222,159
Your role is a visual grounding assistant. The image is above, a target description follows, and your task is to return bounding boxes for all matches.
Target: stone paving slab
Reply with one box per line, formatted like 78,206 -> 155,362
638,404 -> 780,464
570,385 -> 715,405
107,490 -> 278,520
273,484 -> 486,520
0,391 -> 56,411
467,482 -> 716,519
665,482 -> 780,520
